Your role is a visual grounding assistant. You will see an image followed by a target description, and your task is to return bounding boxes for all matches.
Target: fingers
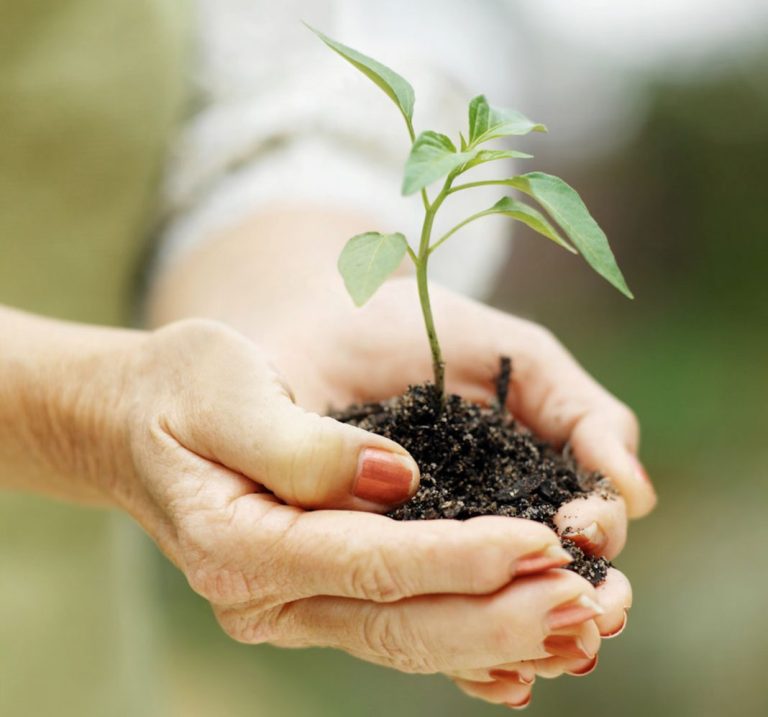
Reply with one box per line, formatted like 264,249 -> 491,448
256,399 -> 422,511
453,676 -> 533,709
488,317 -> 656,518
553,493 -> 628,560
569,414 -> 656,519
180,486 -> 571,604
447,616 -> 600,682
214,569 -> 599,674
448,569 -> 631,688
161,321 -> 420,511
448,610 -> 601,707
520,620 -> 603,680
594,567 -> 632,637
278,512 -> 573,602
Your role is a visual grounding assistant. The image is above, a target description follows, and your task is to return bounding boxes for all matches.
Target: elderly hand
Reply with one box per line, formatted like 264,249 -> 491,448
245,277 -> 650,704
143,207 -> 653,706
46,318 -> 611,689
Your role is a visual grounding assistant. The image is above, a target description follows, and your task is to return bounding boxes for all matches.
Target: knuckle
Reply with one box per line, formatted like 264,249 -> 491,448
176,502 -> 289,606
215,606 -> 283,645
160,317 -> 232,346
185,562 -> 251,604
349,547 -> 407,602
361,609 -> 435,674
179,530 -> 265,605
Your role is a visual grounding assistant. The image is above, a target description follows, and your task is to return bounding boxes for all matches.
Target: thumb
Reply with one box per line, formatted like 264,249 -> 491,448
259,401 -> 420,510
166,328 -> 420,511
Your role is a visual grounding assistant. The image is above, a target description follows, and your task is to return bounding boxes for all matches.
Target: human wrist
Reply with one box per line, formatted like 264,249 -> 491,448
0,308 -> 144,504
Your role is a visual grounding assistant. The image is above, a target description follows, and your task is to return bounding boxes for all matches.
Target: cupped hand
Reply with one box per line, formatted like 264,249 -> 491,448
97,318 -> 608,692
255,276 -> 651,700
267,275 -> 655,542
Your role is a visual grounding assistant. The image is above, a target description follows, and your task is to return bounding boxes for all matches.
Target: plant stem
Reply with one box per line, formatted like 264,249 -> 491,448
415,255 -> 444,397
429,209 -> 491,255
415,180 -> 452,397
448,179 -> 513,194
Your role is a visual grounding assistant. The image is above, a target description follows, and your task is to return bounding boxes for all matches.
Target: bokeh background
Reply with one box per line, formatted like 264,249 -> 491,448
2,1 -> 767,715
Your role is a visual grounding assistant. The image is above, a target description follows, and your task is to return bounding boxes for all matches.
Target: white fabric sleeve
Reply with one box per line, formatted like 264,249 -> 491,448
156,0 -> 525,298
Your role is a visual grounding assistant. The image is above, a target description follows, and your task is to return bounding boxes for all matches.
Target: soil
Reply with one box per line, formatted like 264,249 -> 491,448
331,357 -> 614,586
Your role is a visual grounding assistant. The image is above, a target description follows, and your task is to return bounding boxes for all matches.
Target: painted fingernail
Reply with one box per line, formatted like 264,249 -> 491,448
564,522 -> 606,554
567,653 -> 599,676
353,449 -> 418,504
514,545 -> 572,577
489,669 -> 535,685
504,692 -> 532,710
601,609 -> 628,639
543,635 -> 593,659
546,594 -> 605,631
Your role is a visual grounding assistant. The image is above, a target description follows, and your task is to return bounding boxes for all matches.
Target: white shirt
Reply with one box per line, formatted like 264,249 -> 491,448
158,0 -> 527,298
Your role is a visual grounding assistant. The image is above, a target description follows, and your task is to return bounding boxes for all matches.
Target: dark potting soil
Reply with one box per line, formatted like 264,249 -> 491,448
331,357 -> 614,586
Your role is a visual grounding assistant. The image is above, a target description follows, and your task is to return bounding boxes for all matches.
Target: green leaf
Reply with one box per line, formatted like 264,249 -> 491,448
402,131 -> 474,195
337,232 -> 409,306
459,148 -> 533,173
306,24 -> 415,122
488,197 -> 576,253
468,95 -> 547,146
507,172 -> 633,298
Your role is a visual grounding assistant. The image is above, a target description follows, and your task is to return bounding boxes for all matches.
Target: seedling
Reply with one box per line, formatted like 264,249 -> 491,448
309,25 -> 632,398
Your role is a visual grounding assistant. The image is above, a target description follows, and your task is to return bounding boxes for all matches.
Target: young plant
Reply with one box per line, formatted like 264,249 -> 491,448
309,25 -> 633,398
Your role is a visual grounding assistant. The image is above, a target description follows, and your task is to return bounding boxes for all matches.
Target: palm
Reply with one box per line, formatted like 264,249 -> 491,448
276,278 -> 501,413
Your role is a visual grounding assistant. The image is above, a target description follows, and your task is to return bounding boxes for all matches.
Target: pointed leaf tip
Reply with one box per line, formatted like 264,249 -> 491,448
508,172 -> 633,298
468,95 -> 546,146
306,23 -> 415,122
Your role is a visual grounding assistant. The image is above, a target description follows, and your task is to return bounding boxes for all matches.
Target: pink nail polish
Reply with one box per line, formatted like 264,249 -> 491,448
546,595 -> 604,631
567,654 -> 599,676
601,610 -> 628,639
515,545 -> 572,577
353,449 -> 417,504
543,635 -> 593,660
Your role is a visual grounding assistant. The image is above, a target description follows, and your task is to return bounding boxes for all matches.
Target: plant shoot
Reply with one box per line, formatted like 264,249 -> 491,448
309,25 -> 633,398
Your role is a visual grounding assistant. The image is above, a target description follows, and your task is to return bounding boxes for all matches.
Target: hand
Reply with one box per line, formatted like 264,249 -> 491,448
265,274 -> 655,534
255,277 -> 650,700
79,319 -> 611,690
144,209 -> 650,706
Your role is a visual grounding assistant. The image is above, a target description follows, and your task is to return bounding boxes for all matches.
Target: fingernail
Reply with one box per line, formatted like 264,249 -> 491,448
564,522 -> 606,554
567,653 -> 599,676
543,635 -> 593,659
546,594 -> 605,631
504,692 -> 532,710
601,609 -> 628,639
488,669 -> 535,685
514,545 -> 572,577
353,449 -> 418,504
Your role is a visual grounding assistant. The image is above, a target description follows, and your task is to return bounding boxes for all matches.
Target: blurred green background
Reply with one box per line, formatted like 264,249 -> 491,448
2,2 -> 767,716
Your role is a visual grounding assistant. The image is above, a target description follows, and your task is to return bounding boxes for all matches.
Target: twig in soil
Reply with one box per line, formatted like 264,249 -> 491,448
494,355 -> 512,414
